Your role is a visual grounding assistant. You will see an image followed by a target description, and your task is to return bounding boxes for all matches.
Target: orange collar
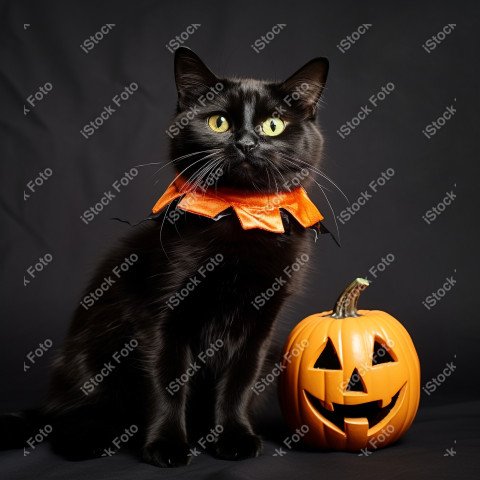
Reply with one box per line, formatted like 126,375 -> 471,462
151,177 -> 323,233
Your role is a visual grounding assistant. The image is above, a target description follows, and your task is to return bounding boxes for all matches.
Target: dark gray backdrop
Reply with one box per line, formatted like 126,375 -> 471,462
0,0 -> 479,478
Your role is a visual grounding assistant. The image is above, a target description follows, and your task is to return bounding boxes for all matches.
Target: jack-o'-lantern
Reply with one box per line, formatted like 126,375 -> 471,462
279,278 -> 420,451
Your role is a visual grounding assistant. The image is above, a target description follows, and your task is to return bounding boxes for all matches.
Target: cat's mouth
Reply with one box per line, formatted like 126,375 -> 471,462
229,156 -> 265,180
239,160 -> 255,171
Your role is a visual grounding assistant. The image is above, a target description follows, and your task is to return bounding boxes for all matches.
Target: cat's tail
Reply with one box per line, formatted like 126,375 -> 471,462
0,410 -> 44,450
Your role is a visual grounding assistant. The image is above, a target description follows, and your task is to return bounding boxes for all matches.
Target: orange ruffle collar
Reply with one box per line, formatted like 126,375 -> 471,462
151,177 -> 323,234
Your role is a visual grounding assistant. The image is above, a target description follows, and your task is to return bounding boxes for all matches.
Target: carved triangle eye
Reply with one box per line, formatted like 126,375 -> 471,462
314,338 -> 342,370
372,339 -> 396,365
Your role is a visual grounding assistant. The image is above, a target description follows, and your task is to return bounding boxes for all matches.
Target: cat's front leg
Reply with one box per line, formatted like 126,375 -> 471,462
140,338 -> 191,468
211,336 -> 270,460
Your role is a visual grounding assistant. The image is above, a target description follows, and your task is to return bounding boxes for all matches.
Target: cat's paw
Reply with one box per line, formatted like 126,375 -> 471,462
212,431 -> 262,460
142,439 -> 191,468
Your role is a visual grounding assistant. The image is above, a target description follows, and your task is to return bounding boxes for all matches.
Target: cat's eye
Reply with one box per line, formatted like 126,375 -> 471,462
261,117 -> 285,137
208,115 -> 230,133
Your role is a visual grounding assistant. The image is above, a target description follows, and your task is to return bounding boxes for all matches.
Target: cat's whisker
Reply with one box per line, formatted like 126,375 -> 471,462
190,157 -> 226,198
185,155 -> 224,193
265,159 -> 289,190
211,158 -> 228,196
150,149 -> 222,182
134,148 -> 222,175
271,168 -> 279,196
170,148 -> 222,164
158,155 -> 227,251
279,153 -> 347,197
264,164 -> 274,196
274,154 -> 341,240
278,153 -> 349,202
154,151 -> 222,187
263,158 -> 291,192
278,156 -> 334,193
157,200 -> 174,259
156,152 -> 224,256
182,157 -> 220,188
311,176 -> 341,243
250,178 -> 262,193
267,165 -> 285,192
153,157 -> 204,187
256,155 -> 297,192
278,153 -> 333,179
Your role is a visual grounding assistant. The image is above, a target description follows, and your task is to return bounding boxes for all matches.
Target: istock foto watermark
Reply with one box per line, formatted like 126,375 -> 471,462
364,253 -> 396,284
101,424 -> 138,456
251,254 -> 309,311
80,23 -> 116,54
165,24 -> 201,53
421,24 -> 456,53
358,425 -> 395,456
337,82 -> 395,139
444,440 -> 457,457
251,24 -> 287,53
165,254 -> 224,310
422,99 -> 456,139
24,339 -> 53,372
166,339 -> 224,395
337,168 -> 395,225
80,83 -> 139,139
165,82 -> 224,139
80,168 -> 138,225
255,82 -> 311,131
24,82 -> 53,116
422,355 -> 456,396
422,184 -> 457,224
23,167 -> 53,201
252,340 -> 309,396
80,338 -> 139,396
422,270 -> 457,310
339,339 -> 395,394
337,24 -> 372,53
80,253 -> 139,310
252,168 -> 310,212
273,424 -> 309,456
24,253 -> 53,287
188,425 -> 224,458
166,166 -> 224,225
24,424 -> 52,456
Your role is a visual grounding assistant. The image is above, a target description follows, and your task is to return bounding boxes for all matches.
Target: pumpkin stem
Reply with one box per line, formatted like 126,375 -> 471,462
330,278 -> 369,319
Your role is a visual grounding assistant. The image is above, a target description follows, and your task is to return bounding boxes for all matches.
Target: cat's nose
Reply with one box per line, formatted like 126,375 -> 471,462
235,134 -> 258,154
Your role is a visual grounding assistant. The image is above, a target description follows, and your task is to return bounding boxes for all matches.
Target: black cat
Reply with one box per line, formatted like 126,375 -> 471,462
0,47 -> 329,467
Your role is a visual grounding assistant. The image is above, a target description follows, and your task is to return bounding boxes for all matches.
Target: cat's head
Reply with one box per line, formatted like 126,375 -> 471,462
169,47 -> 328,193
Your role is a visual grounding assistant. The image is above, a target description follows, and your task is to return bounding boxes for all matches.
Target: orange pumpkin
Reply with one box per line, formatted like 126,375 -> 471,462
279,278 -> 420,451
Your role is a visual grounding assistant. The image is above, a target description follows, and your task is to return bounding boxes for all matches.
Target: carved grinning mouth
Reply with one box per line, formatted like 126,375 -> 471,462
305,389 -> 401,431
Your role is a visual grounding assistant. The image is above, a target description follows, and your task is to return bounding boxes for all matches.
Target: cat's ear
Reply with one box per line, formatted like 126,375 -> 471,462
280,57 -> 329,117
174,47 -> 219,107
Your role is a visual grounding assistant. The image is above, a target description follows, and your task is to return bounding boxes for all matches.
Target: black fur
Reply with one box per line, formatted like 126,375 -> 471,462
0,47 -> 329,467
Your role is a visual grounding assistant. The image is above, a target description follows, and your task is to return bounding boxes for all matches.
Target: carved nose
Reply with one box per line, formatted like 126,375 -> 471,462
235,134 -> 258,154
345,368 -> 367,393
